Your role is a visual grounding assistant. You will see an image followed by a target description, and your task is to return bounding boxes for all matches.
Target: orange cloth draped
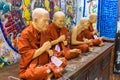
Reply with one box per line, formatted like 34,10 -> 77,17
70,31 -> 90,53
83,22 -> 103,46
18,24 -> 50,80
48,23 -> 80,59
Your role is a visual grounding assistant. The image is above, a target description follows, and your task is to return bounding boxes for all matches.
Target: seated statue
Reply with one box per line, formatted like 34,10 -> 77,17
83,13 -> 105,46
70,18 -> 93,53
47,11 -> 81,60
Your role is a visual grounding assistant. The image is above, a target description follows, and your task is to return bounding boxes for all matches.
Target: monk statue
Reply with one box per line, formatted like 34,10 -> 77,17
70,18 -> 93,53
89,13 -> 98,35
18,8 -> 53,80
47,11 -> 81,60
84,13 -> 105,46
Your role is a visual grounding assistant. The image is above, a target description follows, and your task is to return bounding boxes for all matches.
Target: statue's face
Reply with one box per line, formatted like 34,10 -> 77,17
36,14 -> 50,31
83,20 -> 90,29
54,16 -> 65,28
91,16 -> 97,23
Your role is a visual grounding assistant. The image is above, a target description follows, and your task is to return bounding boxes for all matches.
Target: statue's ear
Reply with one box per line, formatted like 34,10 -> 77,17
34,18 -> 38,23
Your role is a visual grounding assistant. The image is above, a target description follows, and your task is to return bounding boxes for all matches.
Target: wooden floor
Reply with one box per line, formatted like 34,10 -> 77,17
0,62 -> 19,80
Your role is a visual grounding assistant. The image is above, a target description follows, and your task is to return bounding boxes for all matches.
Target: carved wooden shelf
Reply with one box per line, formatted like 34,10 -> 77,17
54,42 -> 114,80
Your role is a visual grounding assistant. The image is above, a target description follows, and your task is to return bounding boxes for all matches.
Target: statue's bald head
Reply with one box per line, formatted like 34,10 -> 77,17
53,11 -> 65,21
53,11 -> 65,28
32,8 -> 50,31
32,8 -> 49,21
80,18 -> 89,24
79,18 -> 89,29
89,13 -> 97,23
89,13 -> 97,18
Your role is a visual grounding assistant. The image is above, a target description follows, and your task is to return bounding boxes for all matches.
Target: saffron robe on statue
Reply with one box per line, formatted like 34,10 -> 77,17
18,24 -> 50,80
83,22 -> 103,46
70,31 -> 90,53
48,23 -> 80,60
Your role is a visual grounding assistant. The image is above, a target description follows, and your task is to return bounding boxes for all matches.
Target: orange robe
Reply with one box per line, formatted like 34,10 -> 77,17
84,22 -> 103,46
48,23 -> 80,60
18,24 -> 50,80
70,31 -> 90,53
